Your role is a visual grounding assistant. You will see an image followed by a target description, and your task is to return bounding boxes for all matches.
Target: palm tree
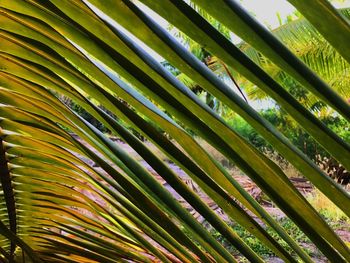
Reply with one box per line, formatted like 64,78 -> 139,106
170,4 -> 350,115
230,8 -> 350,111
0,0 -> 349,262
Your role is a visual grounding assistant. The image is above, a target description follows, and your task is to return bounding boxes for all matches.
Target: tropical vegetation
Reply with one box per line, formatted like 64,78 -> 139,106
0,0 -> 349,262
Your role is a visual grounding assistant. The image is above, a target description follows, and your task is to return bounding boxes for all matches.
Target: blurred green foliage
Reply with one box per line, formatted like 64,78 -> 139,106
228,108 -> 350,161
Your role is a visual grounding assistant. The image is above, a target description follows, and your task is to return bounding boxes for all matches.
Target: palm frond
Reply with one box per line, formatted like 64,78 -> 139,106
0,0 -> 348,262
